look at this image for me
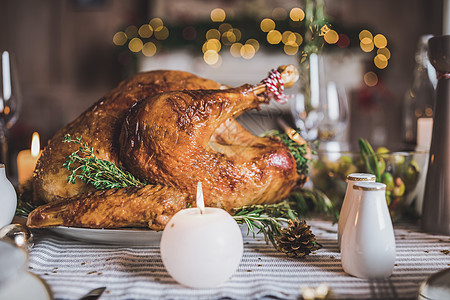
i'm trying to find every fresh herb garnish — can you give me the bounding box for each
[232,201,297,247]
[63,134,146,190]
[289,189,339,223]
[15,199,39,218]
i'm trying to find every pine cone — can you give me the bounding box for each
[276,218,321,257]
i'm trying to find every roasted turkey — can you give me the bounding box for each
[27,66,303,230]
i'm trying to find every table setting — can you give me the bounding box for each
[1,2,450,300]
[1,217,449,299]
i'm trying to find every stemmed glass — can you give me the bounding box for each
[290,52,349,143]
[291,81,348,142]
[290,91,322,141]
[316,81,349,141]
[290,51,349,144]
[0,51,22,166]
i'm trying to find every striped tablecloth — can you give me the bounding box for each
[28,219,450,300]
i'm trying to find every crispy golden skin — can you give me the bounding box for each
[120,87,299,211]
[27,185,188,230]
[32,70,221,204]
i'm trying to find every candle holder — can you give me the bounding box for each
[422,35,450,235]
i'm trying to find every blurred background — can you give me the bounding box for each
[0,0,444,178]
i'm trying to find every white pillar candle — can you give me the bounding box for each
[160,182,243,288]
[444,0,450,35]
[17,132,41,185]
[417,118,433,151]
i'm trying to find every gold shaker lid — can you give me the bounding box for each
[346,173,376,182]
[353,182,386,191]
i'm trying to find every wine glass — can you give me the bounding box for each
[290,80,348,142]
[0,51,22,166]
[290,92,323,141]
[316,81,349,141]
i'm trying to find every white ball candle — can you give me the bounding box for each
[160,184,243,288]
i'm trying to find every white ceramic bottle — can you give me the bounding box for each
[0,164,17,228]
[341,182,396,279]
[337,173,376,249]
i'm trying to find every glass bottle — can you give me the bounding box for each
[402,35,435,146]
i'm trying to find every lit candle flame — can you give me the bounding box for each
[31,132,40,158]
[196,182,205,214]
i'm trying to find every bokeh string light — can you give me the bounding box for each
[289,7,305,22]
[211,8,226,22]
[364,71,378,87]
[112,6,391,78]
[358,29,391,84]
[154,26,169,40]
[142,42,157,57]
[260,18,276,32]
[138,24,153,38]
[206,29,221,40]
[149,18,163,31]
[113,32,127,46]
[125,25,138,39]
[230,43,243,57]
[246,39,260,52]
[128,38,143,52]
[267,30,282,45]
[324,30,339,44]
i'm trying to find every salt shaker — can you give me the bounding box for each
[337,173,376,249]
[341,182,396,279]
[0,164,17,228]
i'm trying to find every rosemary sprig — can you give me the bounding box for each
[232,201,297,247]
[358,138,381,181]
[15,200,39,218]
[63,134,146,189]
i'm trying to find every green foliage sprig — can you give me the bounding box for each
[289,189,339,223]
[15,200,38,218]
[63,134,146,190]
[359,138,381,181]
[232,201,297,247]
